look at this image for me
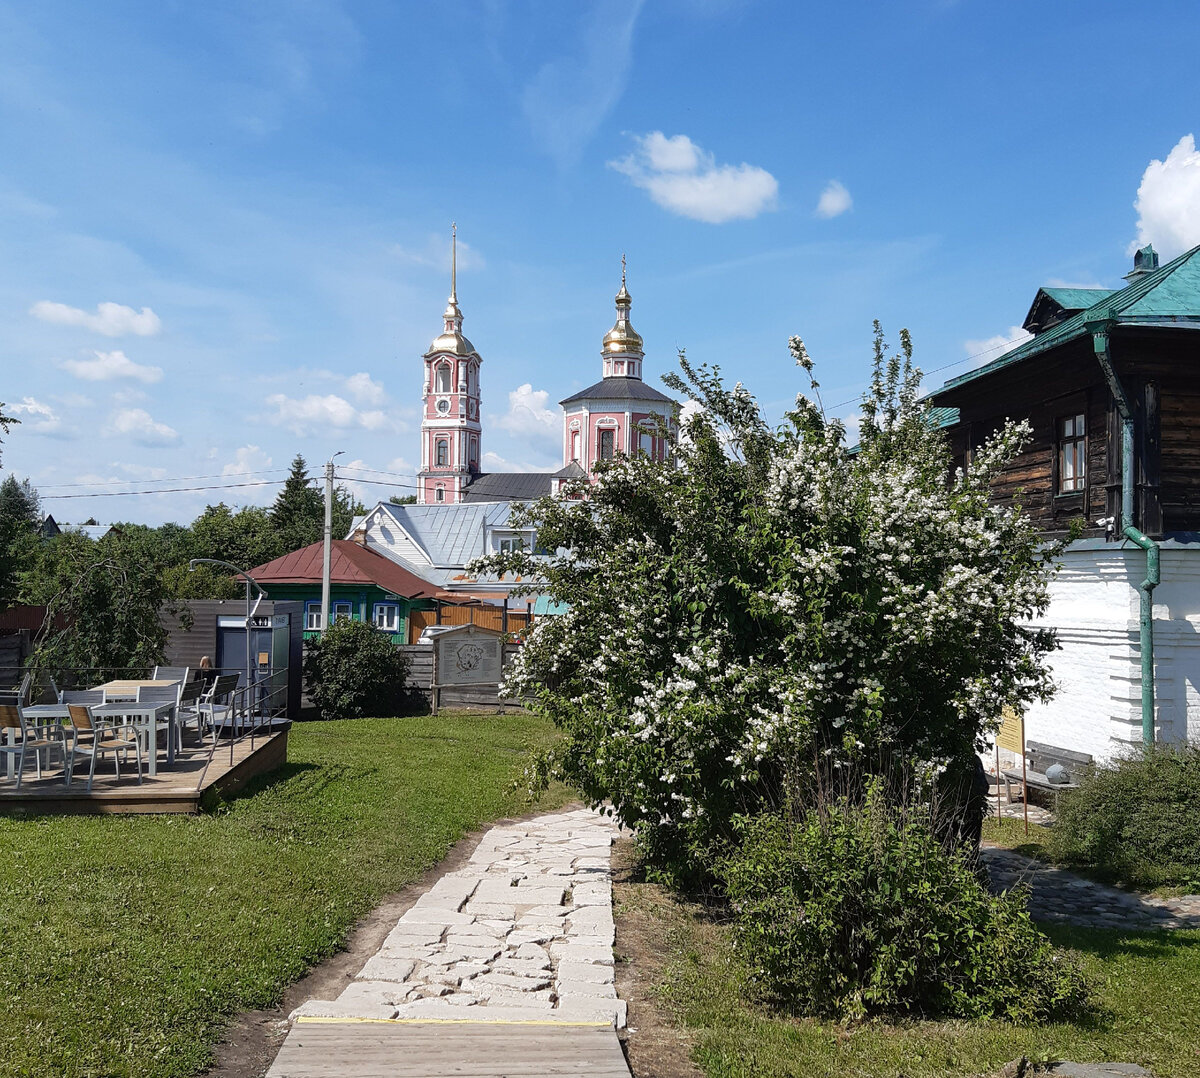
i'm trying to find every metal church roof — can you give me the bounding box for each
[560,376,676,406]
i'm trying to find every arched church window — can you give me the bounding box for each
[571,430,580,461]
[435,485,445,503]
[435,364,451,393]
[436,439,449,467]
[469,436,478,470]
[598,428,615,460]
[638,427,654,457]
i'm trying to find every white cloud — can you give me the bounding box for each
[494,383,559,448]
[609,132,778,224]
[335,456,419,507]
[30,300,162,337]
[815,179,853,219]
[1131,134,1200,260]
[60,349,163,383]
[344,371,386,405]
[108,408,179,446]
[8,396,62,433]
[390,234,485,273]
[264,392,392,434]
[963,326,1033,368]
[222,445,272,477]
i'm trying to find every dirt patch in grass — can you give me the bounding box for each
[612,834,705,1078]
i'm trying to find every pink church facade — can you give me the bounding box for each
[416,242,675,505]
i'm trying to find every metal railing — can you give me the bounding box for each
[192,673,290,794]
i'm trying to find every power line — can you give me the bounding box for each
[36,467,288,491]
[41,479,286,500]
[826,335,1028,413]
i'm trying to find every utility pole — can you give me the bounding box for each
[320,451,343,634]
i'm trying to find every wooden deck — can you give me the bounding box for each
[268,1020,632,1078]
[0,728,289,814]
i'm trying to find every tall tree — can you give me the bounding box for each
[0,475,40,604]
[271,455,323,550]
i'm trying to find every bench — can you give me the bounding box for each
[1001,740,1094,803]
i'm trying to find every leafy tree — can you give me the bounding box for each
[190,503,282,574]
[302,618,411,719]
[0,475,40,604]
[476,328,1059,878]
[389,494,417,505]
[26,530,173,683]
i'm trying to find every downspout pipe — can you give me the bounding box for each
[1089,318,1160,744]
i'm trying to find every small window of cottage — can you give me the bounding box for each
[1058,413,1086,493]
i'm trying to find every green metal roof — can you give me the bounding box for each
[1038,287,1115,310]
[926,406,960,429]
[940,243,1200,394]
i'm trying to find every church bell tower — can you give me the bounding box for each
[417,225,482,505]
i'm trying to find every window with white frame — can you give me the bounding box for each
[332,601,353,624]
[373,603,400,631]
[496,536,523,554]
[435,485,445,503]
[305,603,322,631]
[435,363,451,393]
[598,428,615,460]
[1057,413,1087,493]
[436,438,449,466]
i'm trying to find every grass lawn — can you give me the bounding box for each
[625,873,1200,1078]
[0,712,570,1078]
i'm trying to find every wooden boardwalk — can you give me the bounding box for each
[268,1019,632,1078]
[0,728,289,814]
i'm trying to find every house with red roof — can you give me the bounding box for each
[249,539,436,643]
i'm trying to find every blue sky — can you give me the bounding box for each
[3,0,1200,526]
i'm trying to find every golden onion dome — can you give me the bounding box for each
[425,295,477,356]
[602,282,643,354]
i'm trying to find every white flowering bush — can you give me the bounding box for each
[475,325,1059,879]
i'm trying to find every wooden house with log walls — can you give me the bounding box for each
[928,243,1200,761]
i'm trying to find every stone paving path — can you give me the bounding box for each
[980,845,1200,930]
[291,806,626,1027]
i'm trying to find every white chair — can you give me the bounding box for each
[175,680,204,746]
[135,683,182,756]
[152,665,189,683]
[0,704,66,788]
[200,674,241,740]
[65,703,142,791]
[0,672,32,707]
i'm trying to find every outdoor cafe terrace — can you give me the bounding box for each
[0,666,289,815]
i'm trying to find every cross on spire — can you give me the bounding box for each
[450,222,457,302]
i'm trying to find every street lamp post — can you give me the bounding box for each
[188,558,268,698]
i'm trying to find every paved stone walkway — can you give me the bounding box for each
[291,806,626,1027]
[980,846,1200,930]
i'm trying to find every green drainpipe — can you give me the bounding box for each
[1090,318,1160,744]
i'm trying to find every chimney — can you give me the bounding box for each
[1124,244,1160,283]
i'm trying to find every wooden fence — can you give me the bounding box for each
[408,605,532,643]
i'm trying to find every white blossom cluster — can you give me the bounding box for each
[480,349,1059,872]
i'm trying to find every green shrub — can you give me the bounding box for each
[1049,743,1200,891]
[302,618,411,720]
[719,787,1089,1021]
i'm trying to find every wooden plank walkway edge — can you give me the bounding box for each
[267,1019,632,1078]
